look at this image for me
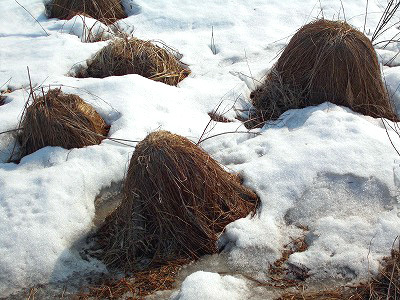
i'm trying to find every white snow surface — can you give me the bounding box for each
[172,271,248,300]
[1,0,400,298]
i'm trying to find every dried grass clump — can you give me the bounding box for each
[18,88,108,158]
[84,38,191,86]
[251,19,398,123]
[96,130,259,270]
[45,0,127,25]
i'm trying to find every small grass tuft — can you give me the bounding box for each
[83,37,191,86]
[17,88,108,159]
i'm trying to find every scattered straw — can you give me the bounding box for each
[279,242,400,299]
[94,130,259,270]
[78,258,190,299]
[45,0,127,25]
[17,88,108,159]
[251,19,398,125]
[83,37,191,86]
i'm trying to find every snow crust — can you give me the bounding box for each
[1,0,400,298]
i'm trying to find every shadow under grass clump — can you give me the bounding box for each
[45,0,127,25]
[94,130,259,271]
[82,37,191,86]
[250,19,398,126]
[17,88,108,159]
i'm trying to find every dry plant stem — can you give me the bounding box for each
[14,0,49,36]
[197,97,228,144]
[84,37,190,86]
[363,0,369,34]
[95,130,259,271]
[371,0,400,44]
[250,19,398,125]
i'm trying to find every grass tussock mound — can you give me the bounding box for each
[84,37,191,86]
[251,19,398,123]
[279,243,400,299]
[45,0,127,25]
[96,130,259,270]
[18,88,108,158]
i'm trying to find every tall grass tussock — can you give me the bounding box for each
[250,19,398,124]
[95,130,259,270]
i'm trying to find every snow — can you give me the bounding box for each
[1,0,400,298]
[172,271,248,300]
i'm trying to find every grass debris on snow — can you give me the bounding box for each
[279,242,400,299]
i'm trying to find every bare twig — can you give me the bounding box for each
[382,118,400,157]
[0,78,12,91]
[244,49,256,90]
[197,131,260,145]
[371,0,400,44]
[14,0,49,36]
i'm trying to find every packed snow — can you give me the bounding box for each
[1,0,400,298]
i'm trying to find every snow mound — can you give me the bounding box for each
[173,271,248,300]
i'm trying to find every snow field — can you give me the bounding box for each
[1,0,400,298]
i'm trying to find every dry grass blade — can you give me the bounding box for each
[250,19,398,126]
[45,0,127,25]
[17,88,108,159]
[208,111,233,123]
[94,130,259,271]
[83,37,190,86]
